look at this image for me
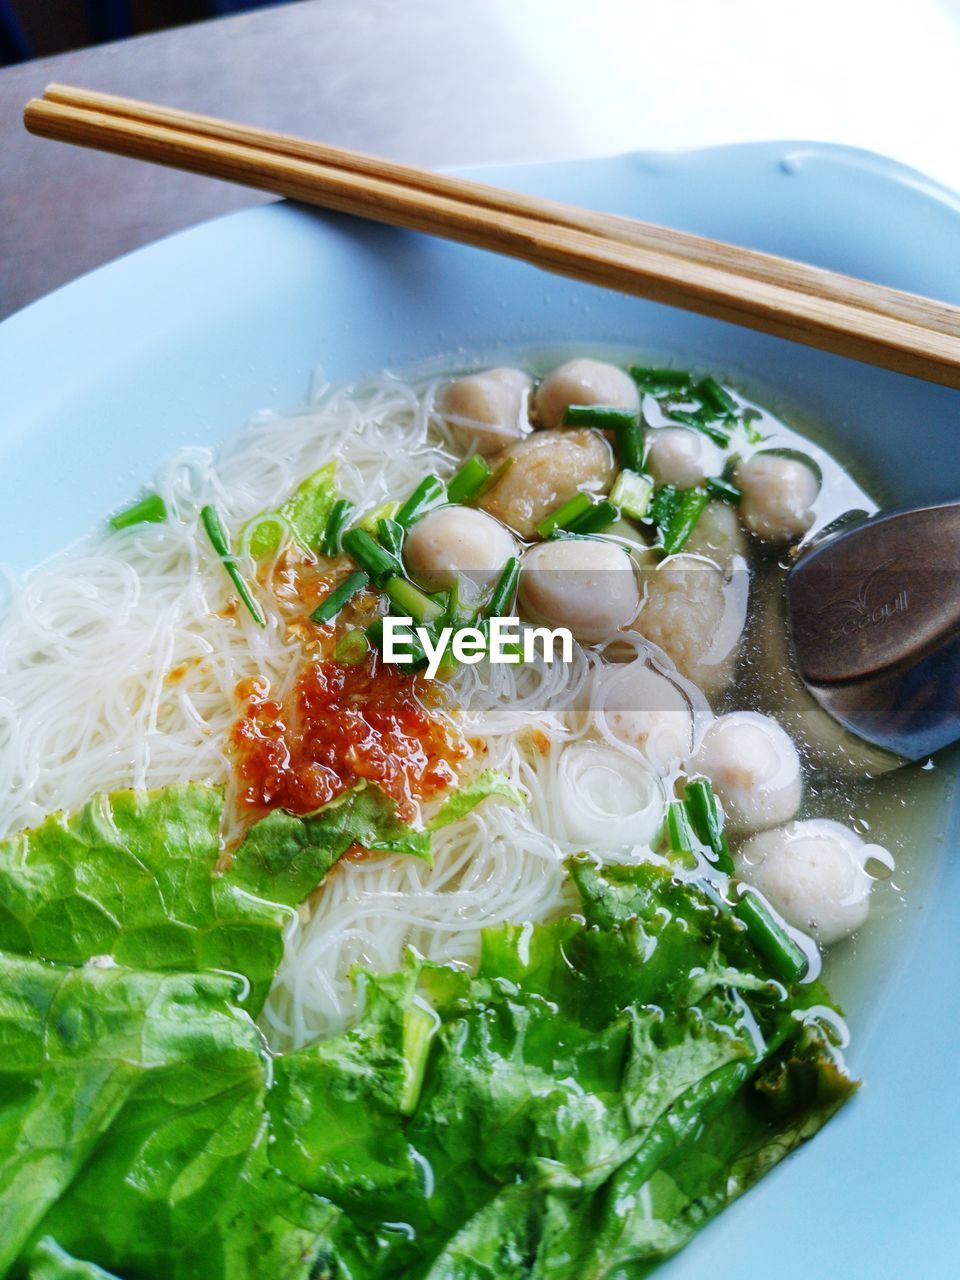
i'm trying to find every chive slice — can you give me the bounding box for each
[650,485,709,554]
[334,629,369,664]
[200,505,266,627]
[486,556,521,618]
[734,889,808,984]
[321,498,355,558]
[562,404,640,430]
[471,453,516,504]
[629,366,692,394]
[666,800,696,855]
[669,409,731,448]
[447,455,493,504]
[395,475,446,528]
[610,469,653,519]
[365,616,429,666]
[614,420,645,473]
[567,498,619,535]
[109,494,167,530]
[385,575,444,624]
[377,517,405,560]
[341,527,403,584]
[683,777,733,874]
[694,376,738,419]
[706,476,742,505]
[310,570,370,625]
[535,492,594,539]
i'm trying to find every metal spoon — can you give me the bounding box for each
[787,501,960,764]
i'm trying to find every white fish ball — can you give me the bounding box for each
[735,818,891,945]
[688,711,802,835]
[438,368,532,455]
[519,537,640,645]
[737,453,820,544]
[645,426,725,489]
[534,358,639,429]
[404,505,517,597]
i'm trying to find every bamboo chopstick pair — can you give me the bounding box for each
[23,83,960,389]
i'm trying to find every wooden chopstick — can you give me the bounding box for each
[22,86,960,389]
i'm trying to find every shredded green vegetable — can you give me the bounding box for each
[199,504,266,627]
[311,571,370,625]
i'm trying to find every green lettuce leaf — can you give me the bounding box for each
[1,848,857,1279]
[0,780,426,1015]
[426,768,523,830]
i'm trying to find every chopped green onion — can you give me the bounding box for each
[669,409,731,448]
[200,505,266,628]
[614,420,645,473]
[377,517,405,560]
[310,570,370,625]
[109,493,167,530]
[447,455,492,504]
[611,470,655,523]
[385,575,444,624]
[535,492,594,539]
[650,485,710,555]
[683,777,733,874]
[629,366,692,394]
[471,454,516,503]
[365,616,429,666]
[321,498,355,558]
[341,527,403,584]
[666,800,696,855]
[395,475,446,529]
[485,556,521,618]
[741,407,765,444]
[334,629,369,664]
[734,889,808,984]
[562,404,640,431]
[694,376,738,419]
[567,498,619,535]
[706,476,742,504]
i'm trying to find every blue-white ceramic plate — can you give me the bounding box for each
[1,143,958,1277]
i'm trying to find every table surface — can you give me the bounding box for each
[3,0,960,321]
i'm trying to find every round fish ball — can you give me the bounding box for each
[735,819,889,945]
[737,453,820,544]
[632,555,742,694]
[519,537,640,645]
[480,428,616,539]
[438,368,532,456]
[681,500,747,570]
[404,505,518,598]
[645,427,725,489]
[534,358,640,429]
[688,711,802,835]
[601,661,699,773]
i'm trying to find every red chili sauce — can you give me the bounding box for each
[231,654,466,823]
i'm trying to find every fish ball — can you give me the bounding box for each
[645,427,725,489]
[480,428,616,539]
[519,537,640,645]
[737,453,820,544]
[438,368,532,456]
[735,819,890,945]
[688,711,801,835]
[534,358,639,429]
[633,555,743,694]
[404,506,517,597]
[600,661,702,773]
